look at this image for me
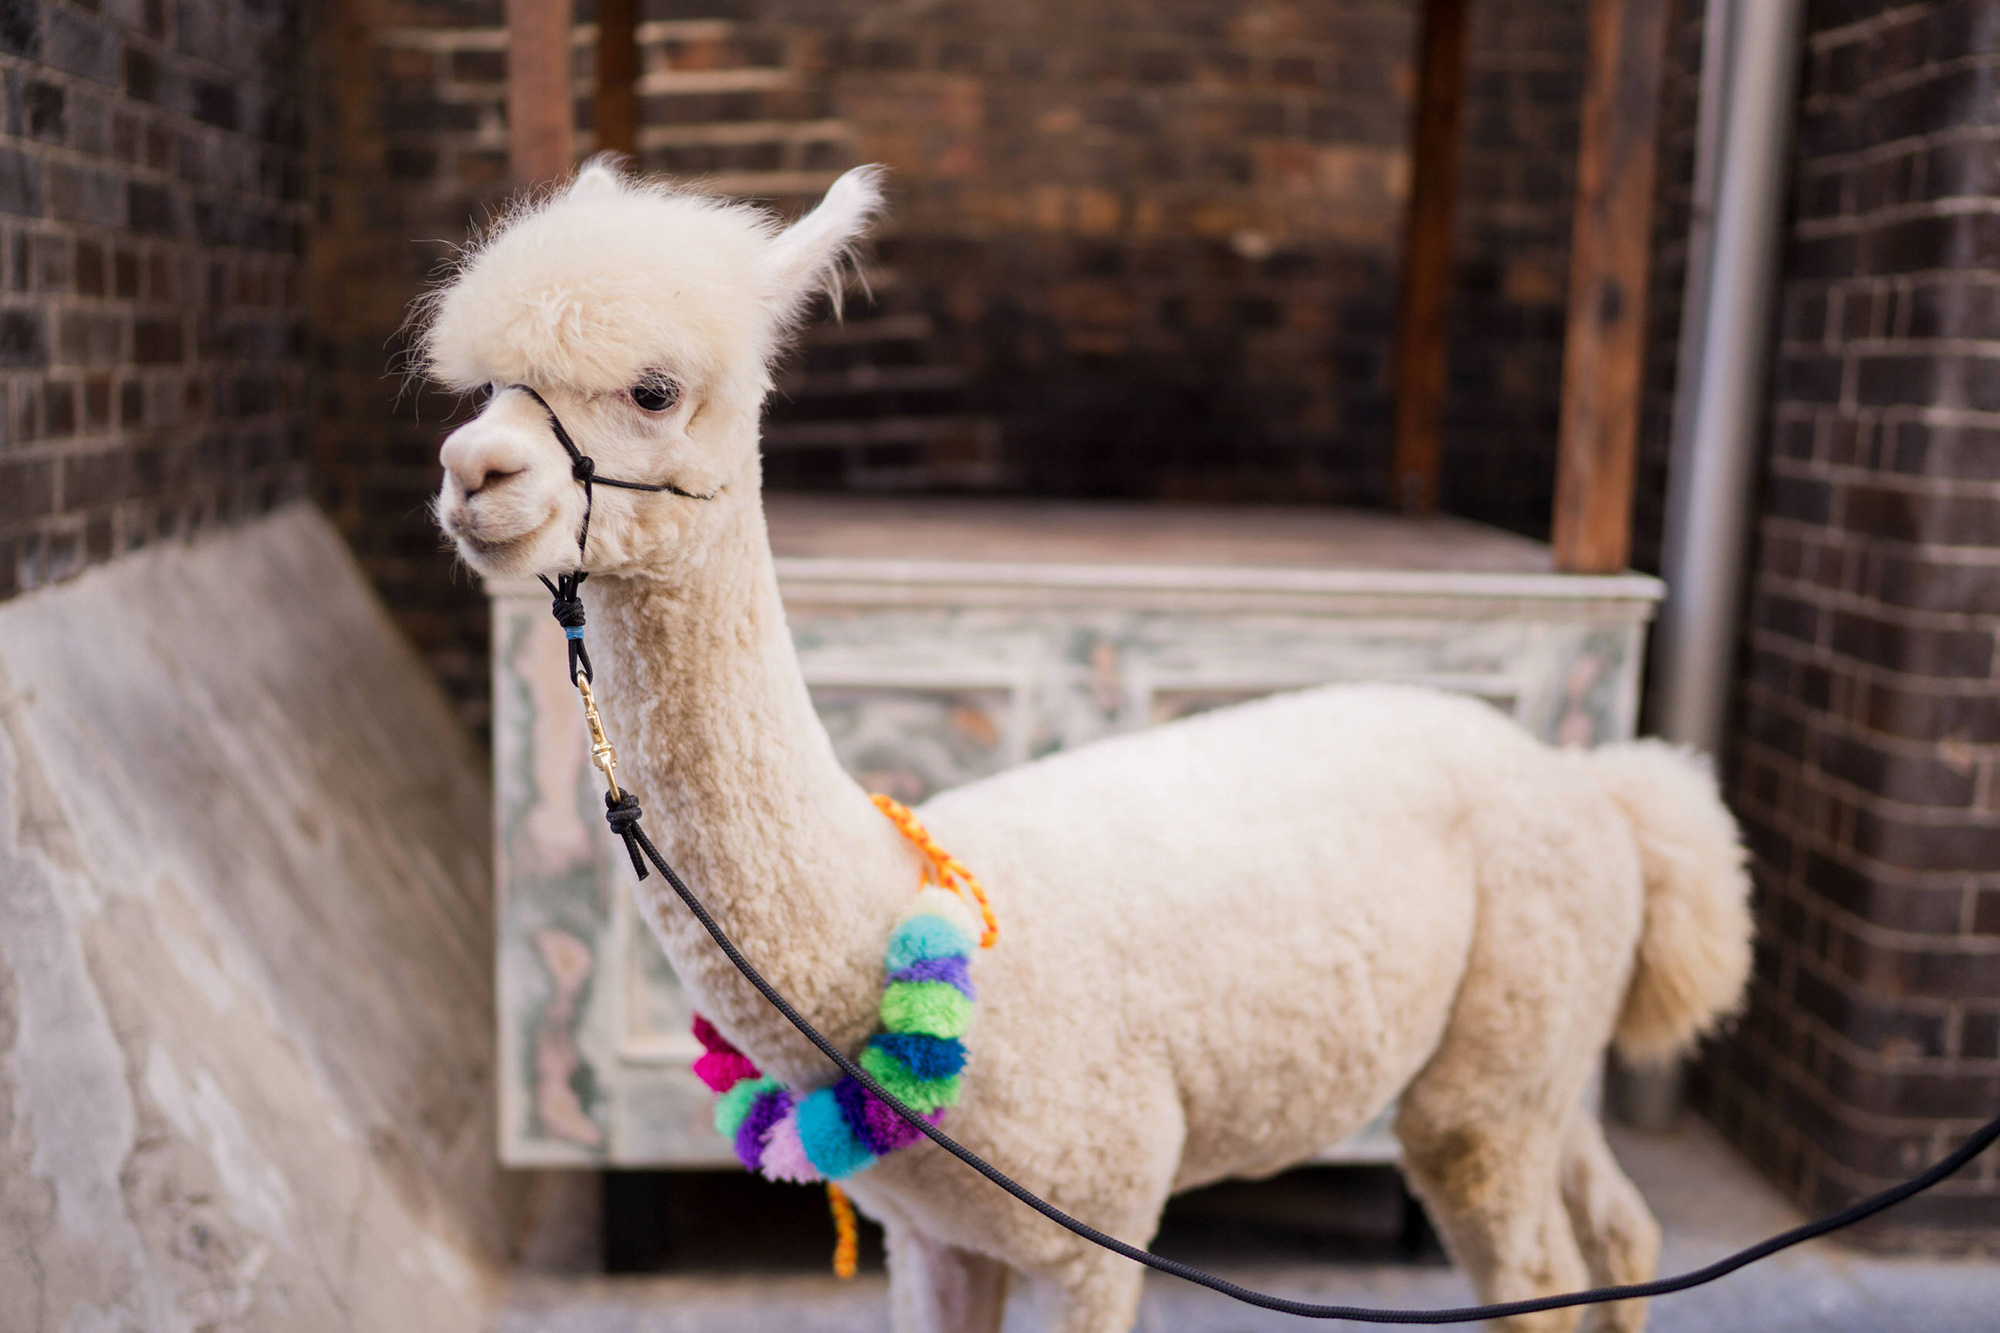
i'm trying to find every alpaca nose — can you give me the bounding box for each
[441,421,535,495]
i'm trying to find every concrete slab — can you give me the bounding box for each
[0,505,527,1332]
[497,1119,2000,1331]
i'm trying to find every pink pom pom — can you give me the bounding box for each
[758,1111,821,1184]
[693,1050,760,1092]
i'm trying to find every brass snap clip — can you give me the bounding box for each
[575,674,622,801]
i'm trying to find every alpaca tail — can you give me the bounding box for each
[1588,739,1755,1064]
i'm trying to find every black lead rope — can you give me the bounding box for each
[615,809,2000,1323]
[521,389,2000,1322]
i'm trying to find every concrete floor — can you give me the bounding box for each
[497,1118,2000,1332]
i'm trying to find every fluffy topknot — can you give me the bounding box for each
[415,159,885,405]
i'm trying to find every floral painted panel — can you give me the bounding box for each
[492,604,618,1164]
[810,684,1020,804]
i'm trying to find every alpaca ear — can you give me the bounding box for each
[762,165,886,319]
[570,155,624,200]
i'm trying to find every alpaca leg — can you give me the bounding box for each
[1043,1247,1149,1333]
[1560,1117,1660,1333]
[884,1223,1010,1333]
[1397,1114,1592,1333]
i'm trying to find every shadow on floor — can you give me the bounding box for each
[505,1118,2000,1333]
[598,1165,1444,1276]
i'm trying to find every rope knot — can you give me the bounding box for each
[605,791,649,881]
[572,455,596,484]
[539,571,593,682]
[549,590,586,630]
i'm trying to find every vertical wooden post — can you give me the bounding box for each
[1390,0,1471,515]
[1551,0,1672,573]
[508,0,575,186]
[596,0,640,159]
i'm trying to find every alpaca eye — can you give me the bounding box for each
[632,378,679,413]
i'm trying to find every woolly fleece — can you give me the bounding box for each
[427,162,1753,1333]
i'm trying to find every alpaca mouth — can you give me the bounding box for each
[452,505,559,560]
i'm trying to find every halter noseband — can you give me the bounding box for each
[509,382,713,683]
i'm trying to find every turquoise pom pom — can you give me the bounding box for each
[796,1087,877,1180]
[885,913,974,971]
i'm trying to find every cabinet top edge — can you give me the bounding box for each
[487,558,1664,605]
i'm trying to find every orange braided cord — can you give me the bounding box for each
[870,793,1000,948]
[827,1183,859,1279]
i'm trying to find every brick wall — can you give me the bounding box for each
[631,0,1420,503]
[1630,0,1703,577]
[301,0,1608,732]
[1701,0,2000,1249]
[612,0,1595,528]
[1436,0,1583,537]
[0,0,307,601]
[307,0,514,736]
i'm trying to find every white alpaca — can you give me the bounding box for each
[425,163,1753,1333]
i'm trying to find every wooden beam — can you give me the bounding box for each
[507,0,575,186]
[595,0,639,159]
[1551,0,1672,574]
[1389,0,1471,515]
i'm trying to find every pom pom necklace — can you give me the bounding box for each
[689,795,997,1274]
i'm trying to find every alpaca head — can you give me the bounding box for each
[422,160,884,579]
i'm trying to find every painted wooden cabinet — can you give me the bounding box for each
[491,498,1662,1167]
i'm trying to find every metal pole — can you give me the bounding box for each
[1650,0,1806,754]
[1611,0,1803,1131]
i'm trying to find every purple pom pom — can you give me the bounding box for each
[734,1088,792,1170]
[834,1077,942,1156]
[888,954,974,999]
[864,1088,942,1152]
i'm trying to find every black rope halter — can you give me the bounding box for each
[510,383,713,684]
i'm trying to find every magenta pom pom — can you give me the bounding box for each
[693,1049,760,1092]
[691,1013,738,1056]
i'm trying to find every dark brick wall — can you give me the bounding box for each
[307,0,512,737]
[1630,0,1703,577]
[0,0,307,600]
[302,0,1610,733]
[636,0,1420,503]
[1700,0,2000,1249]
[1436,0,1583,537]
[611,0,1595,530]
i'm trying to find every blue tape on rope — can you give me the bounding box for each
[565,625,585,640]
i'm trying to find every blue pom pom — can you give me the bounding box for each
[796,1087,877,1180]
[885,913,973,971]
[869,1032,967,1082]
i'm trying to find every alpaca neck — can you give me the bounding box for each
[586,497,917,1085]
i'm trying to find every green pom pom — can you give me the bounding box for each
[880,980,973,1039]
[859,1043,963,1113]
[714,1076,784,1141]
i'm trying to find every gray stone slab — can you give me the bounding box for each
[0,505,527,1332]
